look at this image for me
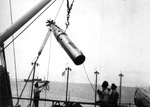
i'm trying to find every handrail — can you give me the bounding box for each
[12,97,136,107]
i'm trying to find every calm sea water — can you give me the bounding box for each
[10,80,136,107]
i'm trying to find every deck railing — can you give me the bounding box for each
[12,97,136,107]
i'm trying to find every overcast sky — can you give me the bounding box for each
[1,0,150,87]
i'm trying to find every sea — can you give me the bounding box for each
[10,80,136,107]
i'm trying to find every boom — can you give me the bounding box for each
[0,0,52,45]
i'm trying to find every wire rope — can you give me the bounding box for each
[98,0,104,89]
[54,0,65,21]
[43,0,65,106]
[46,33,52,81]
[83,63,95,92]
[66,26,95,93]
[38,29,52,107]
[15,65,34,106]
[8,0,19,99]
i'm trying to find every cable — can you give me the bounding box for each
[8,0,19,99]
[54,0,65,21]
[41,30,52,107]
[82,63,95,92]
[44,32,52,107]
[38,29,52,56]
[15,66,34,106]
[46,32,52,81]
[65,26,95,93]
[43,0,66,106]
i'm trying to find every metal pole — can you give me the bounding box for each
[0,0,52,44]
[94,71,99,107]
[119,73,123,107]
[29,60,39,107]
[65,67,71,103]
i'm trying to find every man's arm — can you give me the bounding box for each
[38,82,48,88]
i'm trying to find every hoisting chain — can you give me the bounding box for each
[65,0,75,30]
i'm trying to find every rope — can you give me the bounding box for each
[98,0,104,88]
[42,30,52,107]
[36,0,66,106]
[83,63,95,92]
[43,83,50,91]
[54,0,65,21]
[46,32,52,81]
[8,0,19,99]
[38,30,52,106]
[15,65,34,106]
[43,22,53,107]
[65,27,95,92]
[38,29,52,56]
[44,0,66,106]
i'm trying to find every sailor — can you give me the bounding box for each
[33,82,48,107]
[97,81,110,107]
[109,83,119,107]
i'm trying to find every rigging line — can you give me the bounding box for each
[39,0,69,64]
[46,33,52,80]
[38,29,51,56]
[15,56,40,106]
[42,1,66,105]
[37,29,52,107]
[29,60,38,107]
[82,63,95,92]
[15,65,34,106]
[45,0,66,79]
[41,0,66,105]
[98,0,104,89]
[9,0,19,99]
[0,0,56,53]
[54,0,65,21]
[39,0,66,72]
[43,31,52,107]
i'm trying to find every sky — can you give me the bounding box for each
[1,0,150,87]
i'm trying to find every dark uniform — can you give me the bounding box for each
[33,82,47,107]
[109,83,119,107]
[34,86,41,107]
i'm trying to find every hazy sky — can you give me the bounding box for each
[1,0,150,87]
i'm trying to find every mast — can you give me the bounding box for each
[119,73,124,107]
[94,70,99,107]
[0,0,52,45]
[65,67,71,103]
